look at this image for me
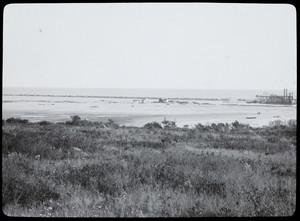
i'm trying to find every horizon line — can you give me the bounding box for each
[2,86,297,91]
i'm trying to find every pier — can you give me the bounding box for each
[248,89,295,105]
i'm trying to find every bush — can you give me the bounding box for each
[231,121,250,131]
[194,123,205,131]
[105,119,119,129]
[144,122,163,130]
[79,119,94,126]
[194,123,212,132]
[71,115,81,125]
[65,115,83,125]
[6,118,28,124]
[232,120,240,128]
[162,119,176,129]
[39,121,51,126]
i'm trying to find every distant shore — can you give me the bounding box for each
[3,93,231,101]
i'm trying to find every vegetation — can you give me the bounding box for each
[5,117,29,124]
[162,119,177,129]
[2,117,296,217]
[144,122,163,130]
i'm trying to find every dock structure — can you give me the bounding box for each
[254,89,294,105]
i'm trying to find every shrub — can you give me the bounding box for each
[2,176,60,207]
[162,119,176,129]
[231,121,250,131]
[79,119,94,126]
[6,118,28,124]
[39,120,51,125]
[144,122,163,130]
[232,120,240,128]
[194,123,212,132]
[65,121,72,125]
[211,123,221,132]
[105,119,119,129]
[71,115,81,125]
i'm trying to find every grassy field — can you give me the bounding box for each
[2,117,296,217]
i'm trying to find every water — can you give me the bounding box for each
[2,87,297,127]
[3,87,296,99]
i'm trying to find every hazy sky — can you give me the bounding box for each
[3,3,297,90]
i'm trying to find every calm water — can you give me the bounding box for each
[3,87,297,99]
[2,87,297,127]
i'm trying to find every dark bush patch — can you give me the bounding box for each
[270,166,295,177]
[192,177,226,198]
[60,163,126,196]
[39,120,52,125]
[2,132,16,154]
[2,130,42,155]
[6,118,28,124]
[144,122,163,130]
[152,163,186,189]
[2,176,59,207]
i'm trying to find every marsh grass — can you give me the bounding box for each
[2,118,296,217]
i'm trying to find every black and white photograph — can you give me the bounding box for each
[2,2,296,217]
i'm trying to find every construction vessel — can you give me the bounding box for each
[247,89,295,105]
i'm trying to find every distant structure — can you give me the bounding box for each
[158,98,169,103]
[141,98,149,104]
[248,89,294,105]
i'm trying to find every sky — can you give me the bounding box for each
[3,3,297,90]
